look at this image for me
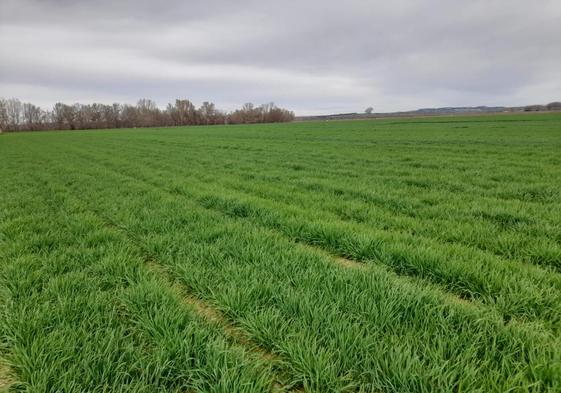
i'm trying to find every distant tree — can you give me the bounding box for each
[89,103,105,128]
[0,97,294,131]
[260,102,294,123]
[241,103,257,123]
[198,101,223,125]
[23,103,44,130]
[226,102,293,124]
[52,103,67,129]
[63,104,80,129]
[546,102,561,111]
[167,99,197,126]
[524,105,546,112]
[106,103,122,128]
[74,104,89,129]
[365,107,374,114]
[136,98,157,112]
[0,99,8,131]
[121,104,139,128]
[136,99,161,127]
[5,98,23,130]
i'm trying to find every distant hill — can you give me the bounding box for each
[296,102,561,121]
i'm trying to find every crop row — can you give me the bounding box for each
[54,140,561,331]
[10,138,559,392]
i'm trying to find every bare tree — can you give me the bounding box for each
[103,103,122,128]
[167,99,197,126]
[5,98,23,130]
[226,102,294,125]
[0,99,8,131]
[0,97,294,131]
[52,103,67,129]
[198,101,224,125]
[121,104,139,128]
[136,99,161,127]
[365,107,374,114]
[23,103,44,130]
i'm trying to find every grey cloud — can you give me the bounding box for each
[1,0,560,114]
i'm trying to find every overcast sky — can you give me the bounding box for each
[1,0,560,115]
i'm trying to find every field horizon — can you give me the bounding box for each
[3,110,561,135]
[1,113,560,392]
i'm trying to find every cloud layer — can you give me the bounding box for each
[1,0,560,114]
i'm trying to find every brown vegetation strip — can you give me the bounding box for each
[295,241,476,310]
[108,232,296,389]
[0,362,15,391]
[145,261,281,362]
[144,260,298,392]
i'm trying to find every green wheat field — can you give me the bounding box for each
[1,113,560,392]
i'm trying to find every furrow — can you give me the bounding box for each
[144,260,282,366]
[294,242,476,310]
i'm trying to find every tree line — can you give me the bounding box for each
[0,98,295,132]
[524,102,561,112]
